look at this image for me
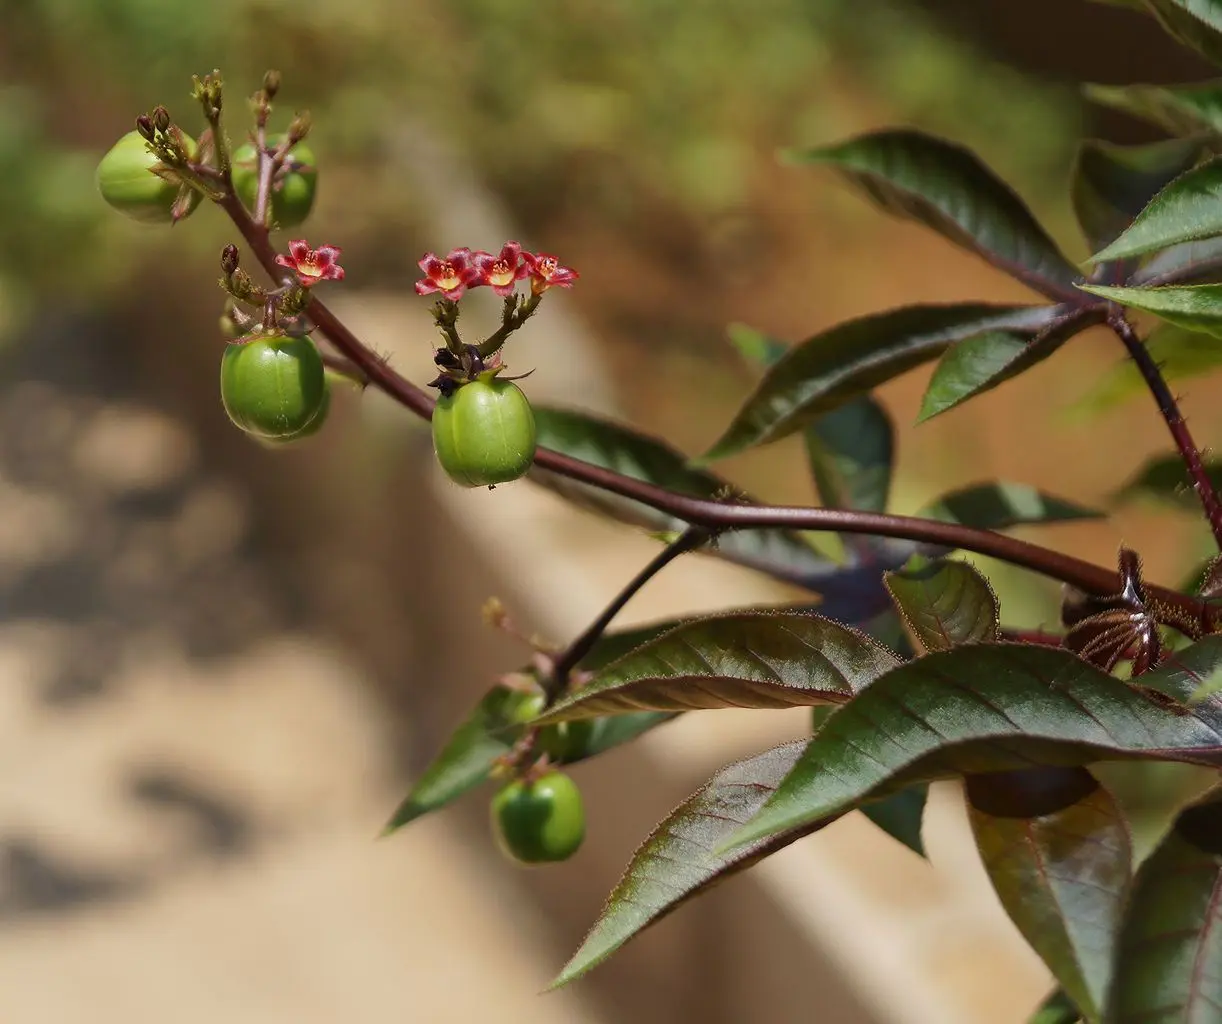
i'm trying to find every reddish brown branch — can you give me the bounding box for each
[214,192,1222,638]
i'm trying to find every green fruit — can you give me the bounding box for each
[491,771,586,865]
[432,375,537,487]
[505,691,597,762]
[232,135,317,227]
[96,130,197,224]
[220,334,327,439]
[259,379,331,445]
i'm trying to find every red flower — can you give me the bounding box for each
[525,252,579,295]
[415,247,480,301]
[472,241,530,297]
[275,239,345,288]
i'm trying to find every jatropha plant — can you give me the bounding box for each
[93,3,1222,1019]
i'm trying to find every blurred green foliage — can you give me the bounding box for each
[0,0,1078,338]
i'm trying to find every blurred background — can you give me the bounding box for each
[0,1,1219,1021]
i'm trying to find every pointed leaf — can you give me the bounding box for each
[1086,79,1222,137]
[1141,0,1222,66]
[919,306,1106,422]
[1132,235,1222,287]
[531,406,838,589]
[1091,159,1222,264]
[727,323,896,514]
[884,558,1000,652]
[1072,324,1222,416]
[383,617,688,833]
[726,638,1222,851]
[861,784,928,856]
[535,611,901,722]
[787,130,1082,300]
[551,740,829,987]
[917,482,1104,530]
[1106,800,1222,1022]
[1116,452,1222,511]
[1078,282,1222,338]
[700,303,1056,461]
[1072,137,1206,253]
[969,773,1132,1020]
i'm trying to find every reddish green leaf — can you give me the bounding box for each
[531,406,837,589]
[1078,282,1222,338]
[917,307,1103,422]
[726,638,1222,852]
[700,303,1055,461]
[862,784,928,856]
[884,558,1000,652]
[1106,800,1222,1022]
[383,617,688,834]
[786,130,1082,300]
[1116,453,1222,511]
[550,741,826,988]
[1141,0,1222,66]
[969,773,1132,1021]
[1086,79,1222,137]
[1072,137,1206,254]
[917,482,1102,530]
[727,323,896,514]
[535,611,900,722]
[1091,159,1222,264]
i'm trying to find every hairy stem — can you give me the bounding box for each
[215,193,1221,637]
[543,527,710,707]
[1111,314,1222,551]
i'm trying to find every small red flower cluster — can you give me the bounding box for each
[415,241,578,302]
[276,239,344,288]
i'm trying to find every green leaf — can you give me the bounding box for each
[861,784,928,856]
[1091,159,1222,264]
[1141,0,1222,66]
[725,638,1222,852]
[969,774,1132,1021]
[1086,79,1222,138]
[700,303,1055,462]
[531,406,837,589]
[1131,235,1222,286]
[1077,282,1222,337]
[535,611,900,722]
[884,558,1000,652]
[916,306,1099,421]
[1030,988,1083,1024]
[383,618,685,834]
[916,482,1103,530]
[551,740,828,988]
[726,323,896,514]
[787,129,1082,300]
[1071,324,1222,416]
[1072,137,1206,253]
[1116,453,1222,511]
[1106,800,1222,1022]
[383,685,532,834]
[805,397,895,514]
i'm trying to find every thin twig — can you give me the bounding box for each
[543,527,711,707]
[1110,313,1222,551]
[214,192,1222,637]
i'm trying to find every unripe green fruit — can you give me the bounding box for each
[220,334,327,439]
[96,130,198,224]
[232,136,317,228]
[432,375,537,488]
[491,771,586,865]
[258,379,331,445]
